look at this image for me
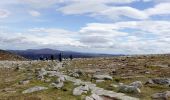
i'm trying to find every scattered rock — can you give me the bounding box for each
[92,75,113,80]
[129,81,143,88]
[19,80,30,85]
[22,86,48,94]
[118,85,141,93]
[50,82,64,89]
[96,80,105,83]
[44,79,51,83]
[73,85,89,96]
[151,91,170,100]
[69,72,80,78]
[146,78,170,86]
[85,94,103,100]
[37,68,47,80]
[69,69,86,78]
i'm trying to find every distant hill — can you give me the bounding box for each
[8,48,122,60]
[0,49,26,61]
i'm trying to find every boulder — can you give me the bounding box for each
[50,82,64,89]
[92,75,113,80]
[146,78,170,86]
[151,91,170,100]
[73,85,89,96]
[118,85,141,93]
[129,81,143,88]
[22,86,48,94]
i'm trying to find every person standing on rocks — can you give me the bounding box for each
[69,54,73,60]
[58,53,62,62]
[51,55,54,61]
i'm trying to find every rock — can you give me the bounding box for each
[44,79,51,83]
[129,81,143,88]
[73,85,89,96]
[37,68,47,80]
[85,96,94,100]
[151,91,170,100]
[110,84,118,88]
[22,86,48,94]
[111,69,117,75]
[146,78,170,85]
[91,94,103,100]
[85,94,103,100]
[19,80,30,85]
[69,72,80,78]
[50,82,64,89]
[118,85,141,93]
[69,69,86,78]
[96,80,105,83]
[92,75,113,80]
[59,76,66,82]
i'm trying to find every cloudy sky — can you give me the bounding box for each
[0,0,170,54]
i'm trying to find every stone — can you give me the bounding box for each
[129,81,143,88]
[146,78,170,86]
[70,72,80,78]
[44,79,51,83]
[19,80,30,85]
[85,94,103,100]
[73,85,89,96]
[110,84,119,88]
[151,91,170,100]
[50,82,64,89]
[91,94,103,100]
[85,96,94,100]
[92,75,113,80]
[118,85,141,93]
[96,80,105,83]
[37,68,47,80]
[22,86,48,94]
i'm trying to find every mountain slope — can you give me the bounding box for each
[9,48,120,60]
[0,49,26,61]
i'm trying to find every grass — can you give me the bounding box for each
[0,55,170,100]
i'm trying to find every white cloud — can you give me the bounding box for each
[145,3,170,16]
[93,6,148,20]
[143,0,170,3]
[28,10,40,17]
[56,1,170,20]
[0,9,10,18]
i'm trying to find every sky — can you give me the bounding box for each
[0,0,170,54]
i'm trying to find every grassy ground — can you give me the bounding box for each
[0,55,169,100]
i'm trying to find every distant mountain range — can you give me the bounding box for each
[8,48,123,60]
[0,49,26,61]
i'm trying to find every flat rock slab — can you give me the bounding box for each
[22,86,48,94]
[93,75,113,80]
